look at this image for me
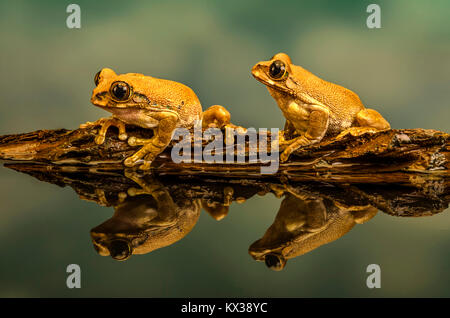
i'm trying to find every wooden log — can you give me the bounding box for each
[0,125,448,183]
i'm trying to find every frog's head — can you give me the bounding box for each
[251,53,295,97]
[91,68,152,110]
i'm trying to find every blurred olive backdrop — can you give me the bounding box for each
[0,0,449,297]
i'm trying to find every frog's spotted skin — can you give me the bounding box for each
[252,53,390,162]
[83,68,235,170]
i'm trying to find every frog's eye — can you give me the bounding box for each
[108,239,132,261]
[268,60,287,80]
[264,253,286,271]
[94,70,101,86]
[110,81,132,101]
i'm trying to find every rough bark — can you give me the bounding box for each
[0,125,448,183]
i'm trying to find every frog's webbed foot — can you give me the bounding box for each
[95,189,109,206]
[280,135,319,162]
[270,184,287,198]
[80,117,128,145]
[92,189,127,206]
[278,130,297,149]
[124,138,167,170]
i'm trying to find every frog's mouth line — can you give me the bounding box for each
[94,104,179,115]
[251,73,296,98]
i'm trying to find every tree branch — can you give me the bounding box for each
[0,125,448,183]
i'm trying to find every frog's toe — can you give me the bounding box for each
[124,169,137,179]
[118,192,128,203]
[280,150,291,162]
[95,135,106,145]
[79,122,92,129]
[124,157,137,167]
[128,136,151,146]
[127,187,143,196]
[138,161,152,171]
[118,133,128,141]
[128,136,137,146]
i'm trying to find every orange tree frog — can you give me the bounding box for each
[252,53,390,162]
[82,68,234,170]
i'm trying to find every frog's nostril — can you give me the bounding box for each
[251,65,260,77]
[92,92,108,106]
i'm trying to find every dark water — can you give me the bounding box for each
[0,164,448,297]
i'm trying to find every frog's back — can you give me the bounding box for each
[140,76,203,128]
[293,65,365,133]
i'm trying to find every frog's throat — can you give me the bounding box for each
[265,82,328,109]
[255,77,296,98]
[249,223,332,261]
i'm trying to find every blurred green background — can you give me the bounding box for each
[0,0,449,297]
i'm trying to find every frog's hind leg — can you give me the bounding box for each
[202,105,247,144]
[336,109,390,140]
[202,105,231,129]
[356,108,390,130]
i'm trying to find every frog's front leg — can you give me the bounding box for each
[280,108,329,162]
[124,111,178,170]
[279,120,297,149]
[125,171,178,226]
[80,117,128,145]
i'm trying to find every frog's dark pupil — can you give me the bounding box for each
[111,81,130,101]
[269,60,285,79]
[94,71,101,86]
[108,239,132,261]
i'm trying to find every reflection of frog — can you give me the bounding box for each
[249,191,378,271]
[252,53,390,161]
[90,172,239,261]
[91,174,201,261]
[82,68,236,170]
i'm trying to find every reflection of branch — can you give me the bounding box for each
[4,163,449,217]
[0,125,448,182]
